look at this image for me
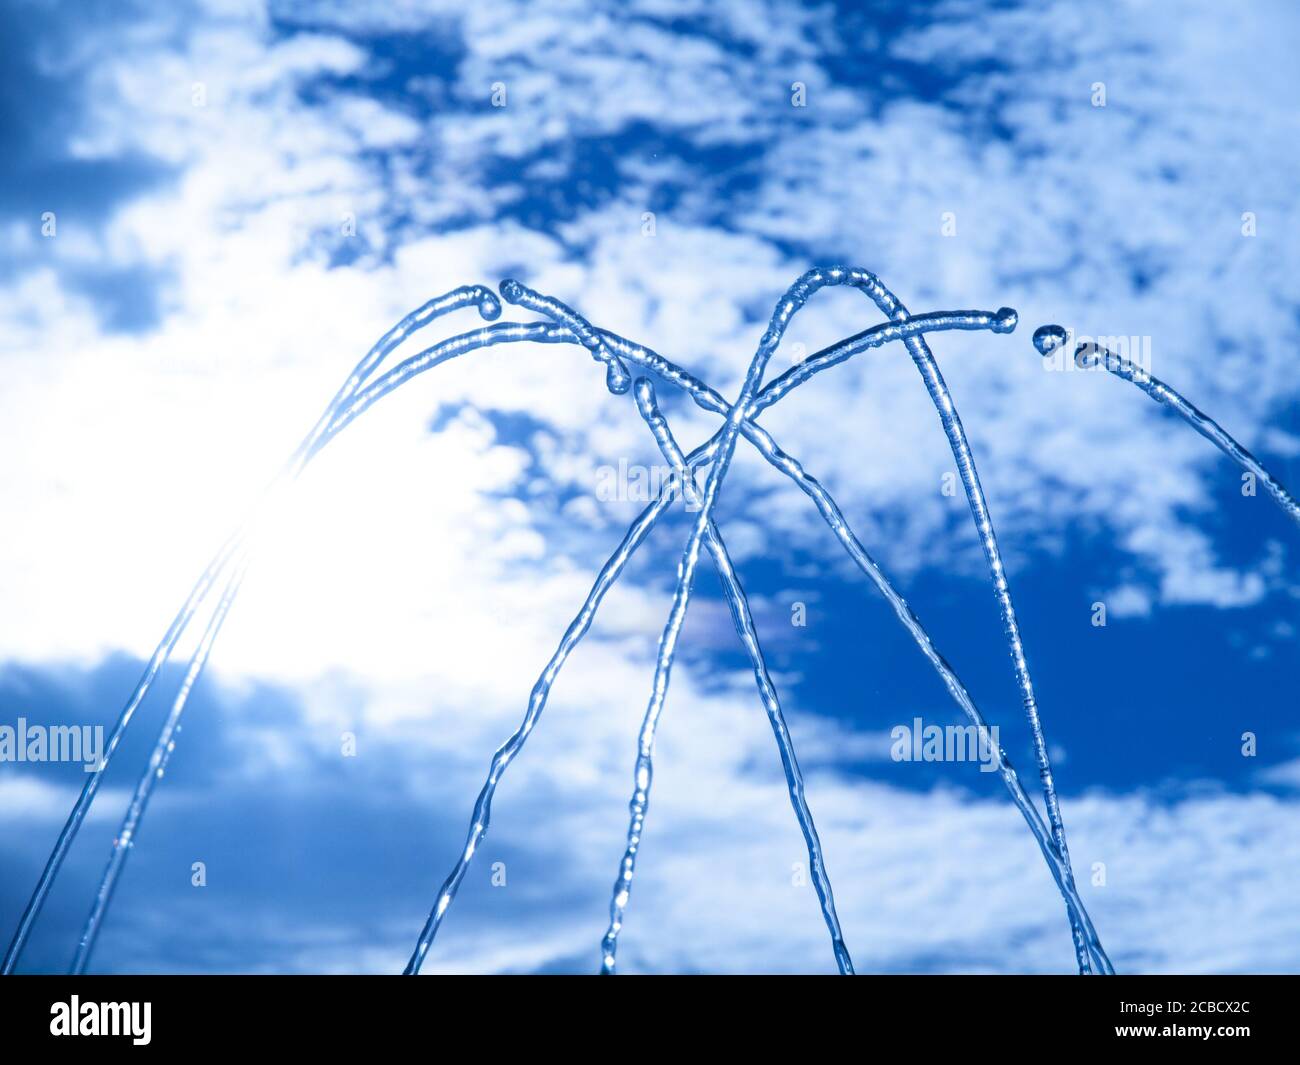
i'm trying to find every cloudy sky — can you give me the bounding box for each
[2,0,1298,974]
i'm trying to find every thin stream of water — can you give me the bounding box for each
[7,272,1115,978]
[1035,325,1300,529]
[633,375,853,974]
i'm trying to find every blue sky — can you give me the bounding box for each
[1,0,1299,974]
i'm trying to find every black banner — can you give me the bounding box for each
[0,974,1288,1052]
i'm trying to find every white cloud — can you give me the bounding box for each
[0,775,126,824]
[1103,583,1153,619]
[6,0,1298,681]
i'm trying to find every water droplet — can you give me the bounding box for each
[606,363,631,395]
[478,294,502,321]
[1074,341,1102,369]
[1032,324,1068,356]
